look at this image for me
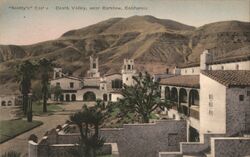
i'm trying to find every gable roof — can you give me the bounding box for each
[160,75,200,88]
[201,70,250,87]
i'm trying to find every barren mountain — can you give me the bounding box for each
[0,15,250,94]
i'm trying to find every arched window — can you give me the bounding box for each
[60,95,64,101]
[179,88,187,103]
[1,101,6,106]
[189,90,199,106]
[83,92,96,101]
[7,101,12,106]
[165,87,170,100]
[71,94,76,101]
[170,87,178,103]
[112,79,123,89]
[103,94,108,101]
[93,63,96,69]
[66,94,70,102]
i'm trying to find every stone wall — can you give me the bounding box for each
[226,87,250,135]
[100,120,187,157]
[211,137,250,157]
[29,120,186,157]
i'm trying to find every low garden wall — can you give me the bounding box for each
[211,137,250,157]
[29,120,187,157]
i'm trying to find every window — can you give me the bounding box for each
[209,102,213,107]
[221,66,224,70]
[128,65,131,70]
[173,114,176,120]
[235,64,239,70]
[209,94,213,100]
[126,77,128,81]
[70,82,74,88]
[209,110,213,116]
[192,69,194,73]
[112,79,122,89]
[239,95,244,101]
[166,68,169,74]
[185,70,187,73]
[247,91,250,96]
[56,82,60,86]
[93,63,96,69]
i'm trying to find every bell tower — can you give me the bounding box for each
[121,59,137,86]
[87,56,100,78]
[53,68,63,79]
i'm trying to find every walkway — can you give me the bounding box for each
[0,103,84,157]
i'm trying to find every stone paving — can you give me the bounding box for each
[0,103,84,157]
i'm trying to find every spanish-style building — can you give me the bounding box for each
[50,56,137,102]
[158,50,250,156]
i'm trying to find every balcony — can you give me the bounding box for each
[190,107,199,120]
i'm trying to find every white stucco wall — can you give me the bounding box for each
[50,77,82,90]
[83,77,100,87]
[0,95,17,107]
[209,60,250,70]
[110,93,123,102]
[199,73,227,138]
[122,72,137,86]
[180,66,200,75]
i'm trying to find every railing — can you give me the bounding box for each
[190,108,199,120]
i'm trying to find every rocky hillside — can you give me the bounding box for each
[0,15,250,94]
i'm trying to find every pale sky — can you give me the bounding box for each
[0,0,249,45]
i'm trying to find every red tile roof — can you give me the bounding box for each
[201,70,250,87]
[160,75,200,88]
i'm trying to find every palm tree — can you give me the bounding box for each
[38,58,54,112]
[69,103,105,157]
[16,60,36,115]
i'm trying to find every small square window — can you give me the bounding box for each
[247,91,250,96]
[209,94,213,100]
[209,102,213,107]
[239,95,244,101]
[209,110,213,116]
[56,82,60,86]
[70,82,74,88]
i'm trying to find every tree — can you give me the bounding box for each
[69,102,105,157]
[118,72,171,123]
[51,85,62,101]
[32,82,43,102]
[16,60,36,115]
[38,58,54,112]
